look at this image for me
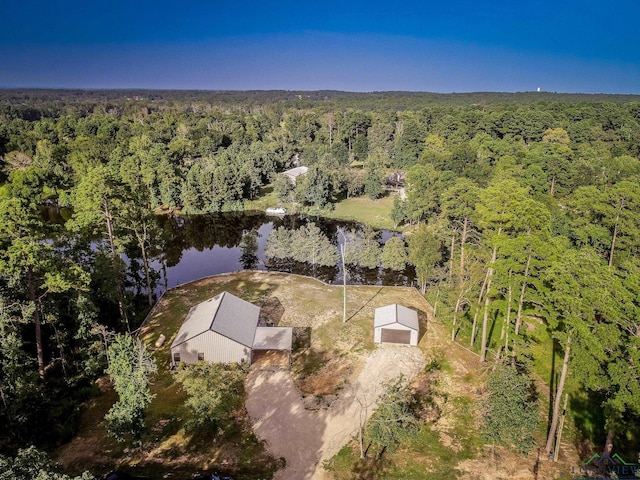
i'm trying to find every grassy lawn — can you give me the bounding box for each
[323,194,397,230]
[54,270,574,479]
[246,182,399,231]
[323,302,488,480]
[243,185,278,211]
[54,271,431,478]
[325,287,575,480]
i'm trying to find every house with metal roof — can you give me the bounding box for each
[281,166,308,185]
[170,291,292,365]
[373,304,419,346]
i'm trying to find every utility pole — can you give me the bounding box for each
[338,228,348,323]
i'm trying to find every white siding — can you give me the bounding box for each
[374,323,418,346]
[171,331,251,364]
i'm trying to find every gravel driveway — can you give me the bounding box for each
[245,345,425,479]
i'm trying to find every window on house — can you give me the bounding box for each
[173,352,181,363]
[197,352,204,361]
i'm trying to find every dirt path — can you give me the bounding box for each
[245,345,425,479]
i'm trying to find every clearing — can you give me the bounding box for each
[53,271,430,478]
[54,270,578,479]
[246,345,425,479]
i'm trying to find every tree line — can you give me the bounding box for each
[0,90,639,464]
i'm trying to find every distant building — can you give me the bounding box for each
[374,304,419,346]
[170,291,292,365]
[282,166,308,185]
[384,171,406,188]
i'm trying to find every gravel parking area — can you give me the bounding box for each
[245,344,425,479]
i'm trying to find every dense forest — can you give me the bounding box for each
[1,89,639,473]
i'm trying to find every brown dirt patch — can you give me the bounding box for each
[252,350,290,367]
[296,353,361,397]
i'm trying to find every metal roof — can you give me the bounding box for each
[171,291,260,349]
[252,327,293,351]
[282,166,308,177]
[374,304,419,331]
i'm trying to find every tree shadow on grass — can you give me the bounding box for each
[350,454,391,479]
[417,309,429,343]
[258,295,285,326]
[570,391,607,458]
[347,287,384,321]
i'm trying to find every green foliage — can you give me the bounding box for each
[382,237,408,271]
[175,362,248,430]
[343,226,382,269]
[390,194,408,228]
[0,446,94,480]
[265,222,339,267]
[405,164,444,222]
[4,90,640,461]
[482,365,538,454]
[366,377,420,455]
[273,174,294,203]
[408,225,443,293]
[105,333,157,442]
[264,226,293,259]
[295,164,335,208]
[364,152,384,200]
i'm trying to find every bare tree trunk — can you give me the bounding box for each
[514,254,531,335]
[470,266,491,347]
[452,292,463,341]
[553,394,569,462]
[139,235,154,308]
[104,197,129,330]
[27,267,45,379]
[480,246,498,362]
[470,309,479,347]
[550,175,556,197]
[603,428,615,456]
[546,332,572,459]
[449,235,455,284]
[104,196,117,259]
[497,281,513,360]
[480,294,492,362]
[460,216,468,278]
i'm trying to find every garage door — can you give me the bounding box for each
[380,328,411,344]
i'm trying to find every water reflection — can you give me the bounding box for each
[153,211,415,292]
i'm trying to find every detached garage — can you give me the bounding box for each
[374,304,419,346]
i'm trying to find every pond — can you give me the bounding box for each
[153,211,416,294]
[38,206,417,296]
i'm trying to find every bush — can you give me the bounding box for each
[175,362,248,431]
[482,365,538,454]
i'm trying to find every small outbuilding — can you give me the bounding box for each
[374,304,419,346]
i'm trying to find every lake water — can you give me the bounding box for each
[38,206,417,295]
[153,212,416,293]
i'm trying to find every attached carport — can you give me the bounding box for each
[374,304,419,346]
[252,327,293,366]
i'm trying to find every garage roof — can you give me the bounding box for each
[252,327,293,351]
[374,304,419,331]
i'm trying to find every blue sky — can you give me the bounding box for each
[1,0,639,93]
